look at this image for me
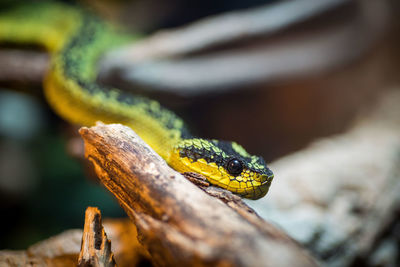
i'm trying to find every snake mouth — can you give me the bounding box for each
[260,174,274,185]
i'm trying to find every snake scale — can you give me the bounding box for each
[0,1,273,199]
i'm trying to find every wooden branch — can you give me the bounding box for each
[0,219,145,267]
[78,207,117,267]
[27,230,83,260]
[1,1,392,93]
[100,0,390,95]
[247,90,400,266]
[79,122,318,267]
[0,50,48,85]
[0,251,47,267]
[102,0,348,63]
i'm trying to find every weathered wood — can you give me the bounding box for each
[78,207,116,267]
[0,219,144,267]
[102,0,349,64]
[101,218,150,267]
[0,231,81,267]
[100,0,390,95]
[0,50,48,85]
[28,230,83,260]
[0,251,46,267]
[247,90,400,266]
[79,122,318,267]
[1,1,392,93]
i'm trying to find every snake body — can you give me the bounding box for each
[0,2,273,199]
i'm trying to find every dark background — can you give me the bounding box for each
[0,0,399,249]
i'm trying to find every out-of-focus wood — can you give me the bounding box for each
[0,219,144,267]
[0,251,46,267]
[0,50,48,86]
[28,230,83,260]
[79,122,318,267]
[0,1,396,163]
[247,89,400,266]
[0,230,82,267]
[102,0,349,64]
[1,0,391,92]
[100,0,390,95]
[78,207,116,267]
[102,218,149,267]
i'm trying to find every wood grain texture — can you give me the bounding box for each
[78,207,116,267]
[79,122,318,267]
[0,219,144,267]
[248,90,400,266]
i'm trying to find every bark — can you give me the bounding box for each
[1,1,391,94]
[0,50,48,85]
[78,207,117,267]
[247,90,400,266]
[0,219,145,267]
[99,0,390,95]
[79,122,318,267]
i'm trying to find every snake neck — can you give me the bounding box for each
[0,2,192,160]
[0,2,81,51]
[46,12,193,160]
[0,2,275,200]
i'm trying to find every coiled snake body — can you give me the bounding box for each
[0,2,273,199]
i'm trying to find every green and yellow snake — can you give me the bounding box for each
[0,1,273,199]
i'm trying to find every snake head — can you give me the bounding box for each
[169,138,274,199]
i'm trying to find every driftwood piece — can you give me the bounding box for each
[100,0,390,95]
[79,122,318,267]
[102,0,348,63]
[0,251,47,267]
[27,230,82,260]
[0,219,144,267]
[1,1,392,93]
[0,230,82,267]
[0,50,48,85]
[246,90,400,266]
[101,218,149,266]
[78,207,116,267]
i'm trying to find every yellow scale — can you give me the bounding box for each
[0,1,273,199]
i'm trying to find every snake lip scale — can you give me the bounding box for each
[0,1,274,199]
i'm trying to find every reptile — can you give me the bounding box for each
[0,1,273,199]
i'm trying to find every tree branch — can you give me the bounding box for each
[0,218,145,267]
[79,122,318,267]
[1,1,391,94]
[78,207,117,267]
[0,50,48,85]
[248,89,400,266]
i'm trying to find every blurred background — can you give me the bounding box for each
[0,0,399,265]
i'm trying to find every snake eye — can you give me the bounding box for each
[226,158,243,176]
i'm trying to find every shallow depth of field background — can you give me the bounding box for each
[0,0,399,251]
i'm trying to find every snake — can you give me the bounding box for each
[0,1,273,199]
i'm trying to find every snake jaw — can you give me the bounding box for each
[261,174,274,185]
[169,138,274,199]
[0,2,273,200]
[258,168,274,184]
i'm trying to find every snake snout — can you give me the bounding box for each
[257,175,268,184]
[257,170,274,185]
